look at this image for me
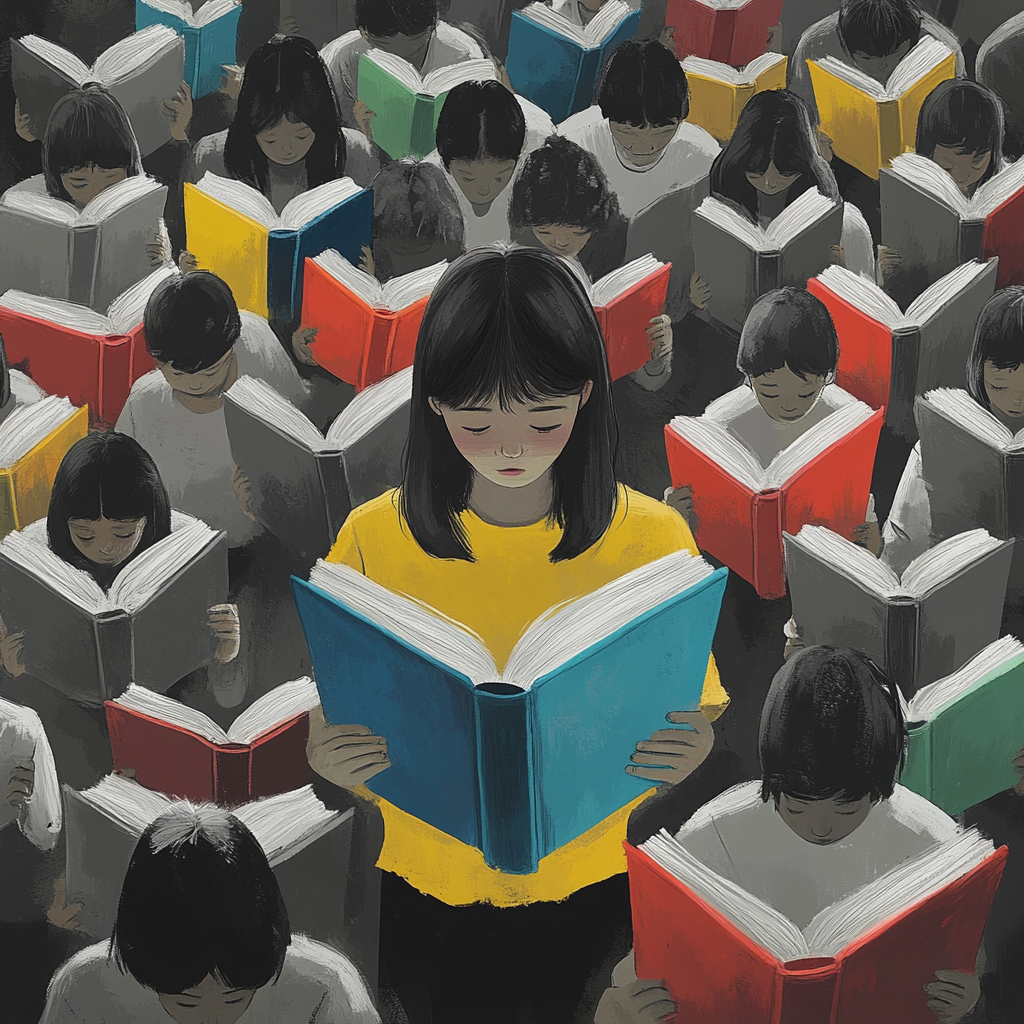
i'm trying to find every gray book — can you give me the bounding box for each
[63,777,354,946]
[785,525,1013,697]
[224,366,412,562]
[0,175,168,314]
[0,514,228,704]
[11,27,185,157]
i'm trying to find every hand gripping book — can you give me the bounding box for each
[11,27,185,157]
[0,266,177,428]
[292,550,728,875]
[692,188,843,337]
[881,153,1024,299]
[183,173,372,322]
[0,175,169,314]
[681,53,788,141]
[506,1,642,123]
[0,513,229,704]
[627,823,1006,1024]
[783,525,1013,698]
[902,636,1024,815]
[0,697,61,852]
[667,0,784,67]
[357,51,497,160]
[300,250,447,390]
[64,777,354,946]
[223,368,412,560]
[135,0,242,98]
[808,37,956,179]
[808,259,998,441]
[665,387,883,599]
[105,677,320,805]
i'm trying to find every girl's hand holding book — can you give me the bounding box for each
[178,249,200,274]
[163,80,193,142]
[877,245,902,287]
[627,711,714,787]
[664,486,696,533]
[646,315,673,363]
[7,760,33,808]
[292,325,319,366]
[353,100,376,143]
[208,603,240,664]
[47,876,82,932]
[595,952,675,1024]
[851,519,883,557]
[924,969,980,1023]
[830,243,847,268]
[220,64,244,101]
[14,99,36,143]
[233,466,257,521]
[0,626,26,678]
[689,272,711,311]
[359,244,375,277]
[306,705,391,791]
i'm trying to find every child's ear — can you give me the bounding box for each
[428,396,444,416]
[359,27,369,40]
[579,380,594,409]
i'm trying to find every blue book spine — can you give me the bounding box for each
[506,12,586,124]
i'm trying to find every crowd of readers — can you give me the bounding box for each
[1,0,1024,1021]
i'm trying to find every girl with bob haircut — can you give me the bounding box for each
[306,245,727,1022]
[39,803,379,1023]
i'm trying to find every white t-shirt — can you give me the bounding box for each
[115,313,309,547]
[39,934,381,1024]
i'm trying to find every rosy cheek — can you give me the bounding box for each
[529,425,575,456]
[449,432,495,460]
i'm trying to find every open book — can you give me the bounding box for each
[292,550,727,874]
[183,173,372,321]
[135,0,241,97]
[0,697,61,852]
[357,51,496,160]
[808,37,957,179]
[808,259,999,440]
[693,188,843,336]
[665,386,883,598]
[105,677,320,804]
[224,367,412,560]
[628,824,1004,1024]
[301,249,446,390]
[881,153,1024,300]
[784,524,1013,697]
[0,265,175,427]
[0,175,168,314]
[65,777,354,945]
[506,1,641,123]
[0,513,229,703]
[666,0,784,66]
[682,53,787,140]
[11,27,184,156]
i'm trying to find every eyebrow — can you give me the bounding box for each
[529,405,567,412]
[457,405,492,412]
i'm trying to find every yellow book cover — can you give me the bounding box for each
[184,183,270,318]
[685,57,788,141]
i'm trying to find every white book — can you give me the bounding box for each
[0,174,164,227]
[0,396,78,471]
[812,37,953,101]
[681,52,786,85]
[887,152,1024,221]
[689,0,754,8]
[361,49,496,96]
[519,0,635,46]
[0,696,61,851]
[140,0,238,26]
[921,387,1024,451]
[696,187,836,252]
[311,249,447,312]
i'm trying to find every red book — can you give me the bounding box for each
[301,250,447,391]
[0,266,175,427]
[664,386,883,598]
[667,0,783,67]
[105,677,320,806]
[627,833,1006,1024]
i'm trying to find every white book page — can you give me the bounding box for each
[0,396,77,469]
[521,3,589,46]
[694,0,752,7]
[325,364,413,449]
[905,259,992,327]
[681,56,744,86]
[0,189,80,225]
[791,525,902,598]
[380,260,448,310]
[312,249,384,307]
[227,676,320,744]
[816,264,904,329]
[93,25,180,83]
[703,384,759,424]
[581,0,633,44]
[278,177,362,232]
[764,187,835,248]
[667,416,766,491]
[421,59,497,95]
[884,36,952,97]
[18,35,90,83]
[81,174,163,224]
[922,388,1012,449]
[744,52,786,79]
[813,56,887,101]
[970,158,1024,218]
[696,195,767,251]
[0,529,107,611]
[111,683,229,743]
[79,773,171,835]
[195,0,237,26]
[107,264,179,333]
[196,172,277,228]
[0,290,113,335]
[227,375,326,452]
[140,0,197,24]
[234,785,340,866]
[899,529,1002,597]
[589,253,663,307]
[365,48,425,92]
[889,152,968,216]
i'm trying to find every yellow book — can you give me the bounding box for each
[808,36,956,179]
[683,53,788,141]
[0,398,88,538]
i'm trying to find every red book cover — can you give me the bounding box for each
[105,702,312,807]
[594,262,671,381]
[982,187,1024,288]
[627,841,1007,1024]
[668,0,783,67]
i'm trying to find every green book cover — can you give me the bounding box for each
[357,53,445,160]
[903,651,1024,815]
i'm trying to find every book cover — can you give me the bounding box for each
[594,261,671,381]
[667,0,784,66]
[684,58,789,141]
[356,54,447,160]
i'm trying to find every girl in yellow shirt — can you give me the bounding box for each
[307,245,728,1023]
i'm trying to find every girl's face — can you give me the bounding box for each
[429,384,593,490]
[60,164,128,207]
[750,363,830,423]
[608,120,679,167]
[157,974,257,1024]
[930,144,992,195]
[68,516,146,567]
[531,223,593,258]
[448,157,518,207]
[777,792,874,845]
[255,115,315,166]
[984,360,1024,420]
[745,160,802,196]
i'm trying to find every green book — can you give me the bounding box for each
[357,50,497,160]
[902,635,1024,815]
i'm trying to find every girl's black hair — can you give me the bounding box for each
[596,39,689,128]
[111,804,290,994]
[509,135,620,234]
[759,645,907,805]
[42,83,143,202]
[916,79,1004,189]
[838,0,922,58]
[435,80,526,168]
[371,158,465,246]
[737,287,840,380]
[223,35,346,197]
[710,89,839,222]
[47,432,172,590]
[356,0,438,36]
[401,246,618,562]
[967,287,1024,410]
[144,271,242,373]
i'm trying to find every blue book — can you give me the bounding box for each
[135,0,241,98]
[292,551,728,874]
[506,1,641,123]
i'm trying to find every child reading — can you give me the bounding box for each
[597,646,982,1024]
[38,802,380,1023]
[305,245,727,1023]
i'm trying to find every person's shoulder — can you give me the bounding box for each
[193,129,228,159]
[321,28,364,64]
[611,485,693,546]
[434,20,485,58]
[346,489,403,531]
[666,123,722,166]
[237,311,281,355]
[47,940,117,999]
[796,11,841,52]
[559,105,606,145]
[886,785,960,841]
[282,936,379,1022]
[126,369,171,404]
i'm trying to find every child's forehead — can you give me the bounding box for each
[753,364,818,383]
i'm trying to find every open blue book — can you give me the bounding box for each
[506,0,641,123]
[293,550,727,874]
[135,0,241,98]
